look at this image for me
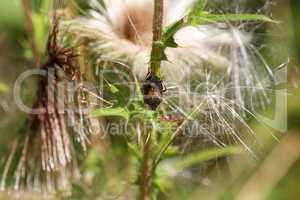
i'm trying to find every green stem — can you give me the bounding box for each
[150,0,164,77]
[139,1,164,198]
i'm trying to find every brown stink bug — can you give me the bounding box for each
[142,72,166,110]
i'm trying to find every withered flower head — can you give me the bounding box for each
[45,19,79,79]
[1,18,100,193]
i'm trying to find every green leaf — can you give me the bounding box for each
[162,146,179,158]
[90,107,129,120]
[163,18,186,48]
[131,109,157,121]
[174,146,242,171]
[189,13,277,25]
[159,4,276,78]
[162,12,276,53]
[106,82,126,106]
[153,133,177,160]
[189,0,208,17]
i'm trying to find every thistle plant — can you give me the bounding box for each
[1,0,280,199]
[74,0,276,199]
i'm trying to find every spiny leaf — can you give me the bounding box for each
[163,18,186,48]
[90,107,129,120]
[162,11,276,52]
[189,13,277,25]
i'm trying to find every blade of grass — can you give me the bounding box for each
[22,0,41,68]
[174,146,242,171]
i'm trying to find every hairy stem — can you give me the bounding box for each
[139,1,164,199]
[139,132,152,200]
[22,0,40,68]
[150,0,164,77]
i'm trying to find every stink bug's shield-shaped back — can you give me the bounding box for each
[142,72,166,110]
